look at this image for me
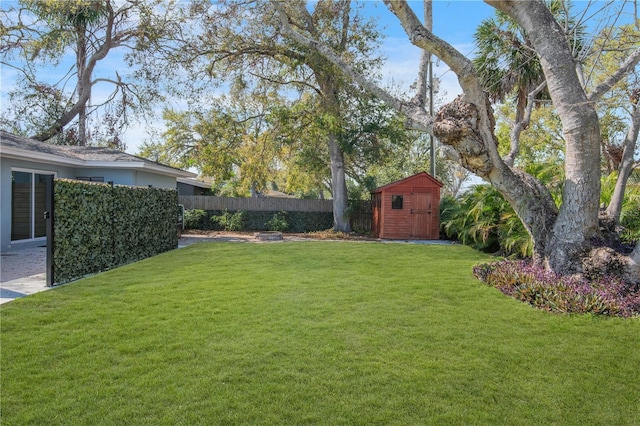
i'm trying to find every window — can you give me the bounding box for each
[11,169,54,241]
[391,195,403,209]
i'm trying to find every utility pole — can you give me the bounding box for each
[425,0,436,178]
[416,1,436,177]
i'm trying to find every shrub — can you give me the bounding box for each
[184,209,209,229]
[620,204,640,244]
[212,209,246,231]
[182,209,333,233]
[266,211,289,232]
[473,260,640,317]
[287,211,333,233]
[242,211,332,233]
[440,186,532,257]
[53,179,177,285]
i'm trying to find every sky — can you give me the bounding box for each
[0,1,635,155]
[374,1,494,100]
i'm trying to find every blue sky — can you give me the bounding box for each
[374,1,494,102]
[0,1,634,154]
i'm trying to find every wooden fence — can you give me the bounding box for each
[179,195,334,212]
[349,200,372,232]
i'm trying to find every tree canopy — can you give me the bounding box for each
[0,0,185,146]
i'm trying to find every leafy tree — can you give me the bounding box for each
[276,0,640,281]
[167,0,388,232]
[1,0,184,145]
[140,91,284,196]
[267,96,332,198]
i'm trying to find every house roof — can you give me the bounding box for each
[177,177,212,189]
[0,131,195,178]
[371,171,443,193]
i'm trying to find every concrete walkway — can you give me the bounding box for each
[1,246,47,305]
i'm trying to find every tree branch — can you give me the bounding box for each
[271,0,431,132]
[383,0,478,92]
[588,46,640,101]
[246,71,322,95]
[504,81,547,167]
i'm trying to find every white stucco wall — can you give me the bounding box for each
[75,168,176,189]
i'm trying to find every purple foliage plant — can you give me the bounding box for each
[473,260,640,317]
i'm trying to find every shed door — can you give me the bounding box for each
[411,192,432,238]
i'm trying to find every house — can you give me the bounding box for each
[0,131,196,251]
[371,171,443,239]
[177,177,212,196]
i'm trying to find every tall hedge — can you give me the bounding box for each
[53,179,178,285]
[184,209,334,233]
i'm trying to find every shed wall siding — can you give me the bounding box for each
[381,191,412,239]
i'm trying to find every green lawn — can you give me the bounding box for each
[1,242,639,425]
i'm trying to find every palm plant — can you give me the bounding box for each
[473,0,585,152]
[523,162,564,207]
[498,208,534,258]
[473,10,546,124]
[440,185,533,257]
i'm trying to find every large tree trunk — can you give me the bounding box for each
[432,95,558,263]
[76,23,88,146]
[318,76,352,233]
[491,1,601,273]
[329,136,351,232]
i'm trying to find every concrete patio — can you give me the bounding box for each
[0,245,47,305]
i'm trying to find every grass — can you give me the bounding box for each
[1,241,639,425]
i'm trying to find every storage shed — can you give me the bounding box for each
[371,172,443,239]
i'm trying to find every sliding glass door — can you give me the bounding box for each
[11,170,53,242]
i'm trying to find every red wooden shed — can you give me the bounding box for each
[371,172,443,239]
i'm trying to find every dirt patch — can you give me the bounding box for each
[179,230,377,245]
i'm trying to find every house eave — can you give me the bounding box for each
[1,146,195,178]
[177,177,212,189]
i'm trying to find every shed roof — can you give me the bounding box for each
[371,171,443,193]
[0,130,195,178]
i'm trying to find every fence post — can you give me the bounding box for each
[44,175,54,287]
